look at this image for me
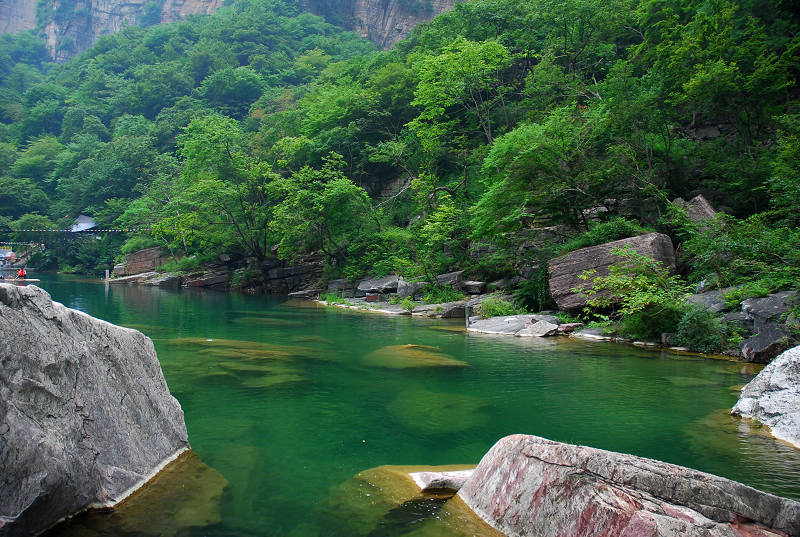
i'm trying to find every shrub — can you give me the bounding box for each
[513,266,552,312]
[478,295,519,318]
[576,246,692,341]
[672,306,727,353]
[320,292,348,305]
[158,255,207,273]
[618,306,684,341]
[681,213,800,293]
[399,297,416,312]
[560,217,650,254]
[121,235,159,254]
[420,284,465,304]
[577,246,692,315]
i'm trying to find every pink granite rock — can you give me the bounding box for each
[458,435,799,537]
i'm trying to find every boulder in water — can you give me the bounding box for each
[0,284,189,536]
[732,345,800,448]
[362,344,468,369]
[458,434,800,537]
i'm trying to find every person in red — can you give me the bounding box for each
[16,267,26,279]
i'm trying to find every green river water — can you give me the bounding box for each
[32,274,800,537]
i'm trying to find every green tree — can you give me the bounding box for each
[409,37,512,144]
[177,115,278,270]
[271,154,373,266]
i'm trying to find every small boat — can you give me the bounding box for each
[3,278,41,283]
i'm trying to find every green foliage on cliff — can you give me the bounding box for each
[0,0,797,306]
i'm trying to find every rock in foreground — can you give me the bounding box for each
[458,434,800,537]
[733,345,800,449]
[0,284,189,536]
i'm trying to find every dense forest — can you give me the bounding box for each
[1,0,799,346]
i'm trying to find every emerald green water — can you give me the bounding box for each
[35,274,800,537]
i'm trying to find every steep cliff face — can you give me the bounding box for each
[1,0,451,61]
[350,0,455,50]
[35,0,225,61]
[305,0,455,49]
[0,0,36,35]
[0,0,223,61]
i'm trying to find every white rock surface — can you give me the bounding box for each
[732,345,800,448]
[517,320,559,337]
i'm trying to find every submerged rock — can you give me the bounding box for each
[163,337,324,394]
[0,284,189,536]
[321,463,477,536]
[458,434,800,537]
[232,316,304,327]
[361,344,469,369]
[387,389,489,435]
[49,450,228,537]
[733,345,800,449]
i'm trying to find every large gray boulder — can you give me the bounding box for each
[434,270,463,287]
[467,314,561,335]
[732,345,800,449]
[0,284,189,536]
[742,290,799,331]
[396,279,427,299]
[548,232,676,310]
[357,275,400,294]
[686,286,738,314]
[412,301,466,318]
[458,434,800,537]
[460,281,486,294]
[672,194,718,222]
[740,322,793,363]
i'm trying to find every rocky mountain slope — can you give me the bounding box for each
[0,0,454,61]
[303,0,455,49]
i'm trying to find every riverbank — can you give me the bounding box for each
[109,229,799,366]
[311,295,755,363]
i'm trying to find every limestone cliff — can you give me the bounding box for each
[1,0,452,61]
[0,0,223,62]
[0,0,36,35]
[36,0,224,62]
[304,0,455,50]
